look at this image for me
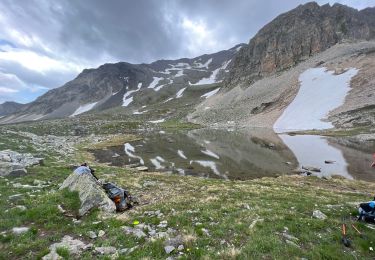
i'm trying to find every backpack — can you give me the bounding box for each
[358,201,375,223]
[102,182,130,212]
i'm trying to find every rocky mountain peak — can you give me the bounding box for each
[225,2,375,88]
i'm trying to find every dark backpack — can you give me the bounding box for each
[102,182,130,211]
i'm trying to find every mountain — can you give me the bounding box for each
[1,2,375,129]
[0,102,25,117]
[189,2,375,129]
[225,2,375,88]
[0,44,244,123]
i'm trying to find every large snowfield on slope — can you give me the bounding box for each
[70,101,98,117]
[273,67,358,132]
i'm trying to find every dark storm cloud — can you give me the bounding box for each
[0,0,373,103]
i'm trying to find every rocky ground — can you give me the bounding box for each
[1,121,375,259]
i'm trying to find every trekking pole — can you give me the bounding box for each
[351,224,367,239]
[341,217,351,247]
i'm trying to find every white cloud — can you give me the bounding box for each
[0,86,19,93]
[0,47,83,74]
[180,17,232,56]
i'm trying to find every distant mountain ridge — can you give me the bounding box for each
[0,44,244,123]
[0,102,25,117]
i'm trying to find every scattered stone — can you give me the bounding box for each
[88,231,97,239]
[158,220,168,228]
[302,166,321,172]
[249,218,264,229]
[243,204,251,210]
[12,227,29,235]
[33,179,47,186]
[286,239,300,248]
[164,245,175,254]
[177,245,184,251]
[42,235,92,259]
[127,246,138,254]
[0,150,43,176]
[135,166,148,171]
[282,232,299,242]
[133,229,146,239]
[312,210,327,220]
[201,228,210,236]
[57,205,66,213]
[8,193,23,201]
[94,246,117,255]
[324,160,335,164]
[14,205,27,211]
[98,230,105,237]
[59,172,116,216]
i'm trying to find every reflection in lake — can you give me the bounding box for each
[91,128,375,181]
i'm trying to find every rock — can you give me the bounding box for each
[164,245,175,254]
[88,231,97,239]
[158,220,168,228]
[14,205,27,211]
[12,227,29,234]
[135,166,148,171]
[286,239,300,248]
[312,210,327,220]
[324,160,335,164]
[0,150,43,176]
[59,172,116,216]
[57,205,66,213]
[201,228,210,236]
[302,166,321,172]
[98,230,105,237]
[133,229,146,239]
[94,246,117,255]
[177,245,184,251]
[33,179,47,186]
[282,232,299,241]
[42,235,91,259]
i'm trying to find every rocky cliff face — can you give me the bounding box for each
[0,102,25,116]
[225,2,375,88]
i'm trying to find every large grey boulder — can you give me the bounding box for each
[59,173,116,216]
[0,150,43,176]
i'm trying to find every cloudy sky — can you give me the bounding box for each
[0,0,374,104]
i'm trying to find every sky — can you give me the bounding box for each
[0,0,374,104]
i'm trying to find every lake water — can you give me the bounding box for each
[91,128,375,181]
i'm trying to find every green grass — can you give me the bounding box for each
[1,123,375,259]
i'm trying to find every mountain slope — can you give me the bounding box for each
[0,44,244,124]
[0,102,25,116]
[189,2,375,130]
[225,2,375,88]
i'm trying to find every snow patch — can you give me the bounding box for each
[177,150,187,159]
[201,88,220,99]
[70,101,98,117]
[149,119,165,123]
[194,58,212,69]
[133,110,148,115]
[163,97,174,103]
[201,149,220,159]
[122,82,142,107]
[192,160,221,176]
[148,77,164,90]
[274,67,358,132]
[124,143,144,165]
[176,87,186,98]
[150,158,164,169]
